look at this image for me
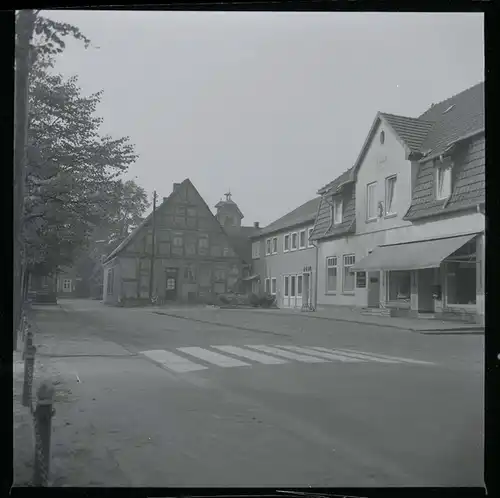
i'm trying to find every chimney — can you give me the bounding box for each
[173,182,180,192]
[254,221,260,228]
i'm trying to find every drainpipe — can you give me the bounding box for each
[310,198,323,310]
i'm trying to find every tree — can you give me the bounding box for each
[24,52,138,277]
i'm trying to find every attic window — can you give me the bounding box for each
[443,104,455,114]
[380,130,385,144]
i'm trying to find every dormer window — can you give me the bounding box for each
[332,197,343,225]
[436,160,452,200]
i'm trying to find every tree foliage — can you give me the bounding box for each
[23,15,145,276]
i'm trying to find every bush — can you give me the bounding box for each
[259,293,276,308]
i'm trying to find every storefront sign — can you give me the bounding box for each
[356,272,367,288]
[303,265,312,273]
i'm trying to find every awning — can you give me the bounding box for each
[242,274,260,281]
[352,233,478,272]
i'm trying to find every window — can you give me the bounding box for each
[299,230,306,249]
[333,197,343,225]
[184,265,196,283]
[366,182,377,220]
[436,162,452,200]
[106,268,114,295]
[272,237,278,254]
[63,279,71,292]
[173,236,183,247]
[387,271,411,302]
[290,276,296,297]
[445,262,476,305]
[380,130,385,144]
[284,276,289,297]
[326,257,337,293]
[291,232,298,250]
[284,234,290,252]
[265,278,271,294]
[252,241,260,259]
[342,255,356,293]
[266,238,271,255]
[308,228,314,247]
[271,278,277,295]
[385,175,397,215]
[297,275,303,296]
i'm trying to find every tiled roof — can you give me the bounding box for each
[310,183,356,241]
[380,113,435,153]
[253,197,321,238]
[417,81,484,159]
[317,167,354,195]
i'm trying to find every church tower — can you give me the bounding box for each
[215,191,244,230]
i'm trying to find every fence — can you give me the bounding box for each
[19,312,55,487]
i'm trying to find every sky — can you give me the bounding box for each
[41,10,484,226]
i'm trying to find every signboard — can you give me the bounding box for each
[356,271,367,288]
[303,265,313,273]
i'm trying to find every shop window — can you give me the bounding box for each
[387,270,411,302]
[342,255,356,293]
[445,262,476,305]
[326,257,337,292]
[265,278,271,294]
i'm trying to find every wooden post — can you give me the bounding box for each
[148,191,157,301]
[14,10,37,349]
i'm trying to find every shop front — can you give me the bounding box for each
[352,232,483,323]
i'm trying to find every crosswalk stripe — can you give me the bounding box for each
[337,348,435,365]
[309,346,400,364]
[177,347,251,368]
[211,345,288,365]
[279,345,363,363]
[246,345,328,363]
[141,350,208,373]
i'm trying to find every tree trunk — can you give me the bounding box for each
[14,10,36,350]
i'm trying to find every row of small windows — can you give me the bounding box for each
[258,227,315,257]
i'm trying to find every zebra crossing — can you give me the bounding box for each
[140,344,435,373]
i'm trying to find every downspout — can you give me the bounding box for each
[310,197,323,311]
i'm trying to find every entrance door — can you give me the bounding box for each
[290,275,296,308]
[296,274,303,308]
[302,273,310,308]
[367,271,380,308]
[165,268,178,301]
[283,275,290,307]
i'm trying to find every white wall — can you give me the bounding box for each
[355,120,413,236]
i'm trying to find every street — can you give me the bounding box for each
[32,300,483,487]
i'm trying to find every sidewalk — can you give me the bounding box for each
[150,304,484,334]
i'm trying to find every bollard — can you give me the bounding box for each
[22,345,36,407]
[33,381,55,487]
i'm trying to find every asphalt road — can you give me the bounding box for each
[34,299,484,487]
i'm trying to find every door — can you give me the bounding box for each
[367,271,380,308]
[417,268,434,312]
[165,268,178,301]
[290,275,296,308]
[302,273,310,308]
[283,275,290,308]
[296,274,303,308]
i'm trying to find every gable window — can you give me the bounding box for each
[266,238,271,255]
[380,130,385,144]
[252,241,260,259]
[308,228,314,247]
[385,175,397,216]
[284,234,290,252]
[326,257,337,293]
[265,278,271,294]
[271,278,277,295]
[299,230,306,249]
[272,237,278,254]
[366,182,377,220]
[333,197,343,225]
[291,232,298,250]
[343,254,356,293]
[436,162,452,200]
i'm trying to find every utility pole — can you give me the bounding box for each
[148,191,157,301]
[14,10,36,349]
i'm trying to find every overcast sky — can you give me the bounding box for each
[42,10,484,226]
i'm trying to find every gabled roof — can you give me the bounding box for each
[379,113,435,154]
[417,81,484,161]
[252,196,321,238]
